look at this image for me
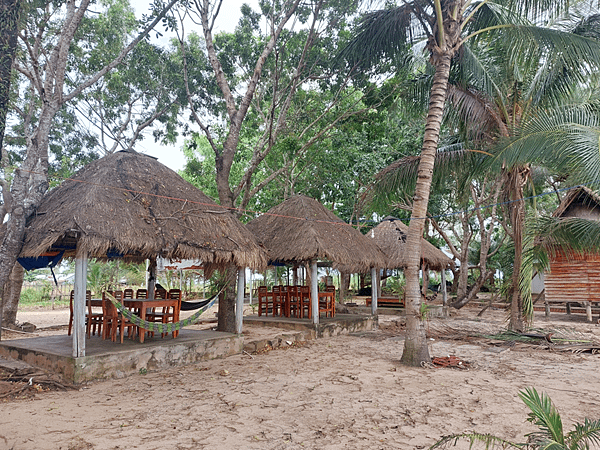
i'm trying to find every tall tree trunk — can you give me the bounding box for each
[508,167,527,331]
[1,261,24,327]
[0,0,22,156]
[401,49,453,366]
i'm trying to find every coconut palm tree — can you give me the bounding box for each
[346,0,600,363]
[431,387,600,449]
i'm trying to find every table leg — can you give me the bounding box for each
[139,308,147,343]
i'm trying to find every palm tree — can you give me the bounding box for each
[346,0,600,364]
[431,387,600,449]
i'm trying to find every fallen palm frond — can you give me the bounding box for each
[427,321,600,354]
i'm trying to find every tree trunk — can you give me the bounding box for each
[1,261,24,327]
[217,268,238,333]
[401,48,453,367]
[0,0,22,155]
[508,167,527,331]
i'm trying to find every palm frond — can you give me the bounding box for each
[342,5,426,69]
[518,387,565,445]
[429,432,523,449]
[567,418,600,449]
[529,216,600,256]
[493,104,600,178]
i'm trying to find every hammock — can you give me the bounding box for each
[105,291,220,334]
[180,298,213,311]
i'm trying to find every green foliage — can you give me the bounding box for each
[431,387,600,449]
[19,283,52,306]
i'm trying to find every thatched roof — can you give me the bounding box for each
[20,150,267,270]
[369,217,453,271]
[553,186,600,220]
[246,195,386,272]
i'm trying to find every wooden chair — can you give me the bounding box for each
[123,288,134,299]
[68,290,99,337]
[257,286,271,316]
[163,289,182,338]
[319,288,335,318]
[136,288,148,299]
[102,291,136,343]
[272,285,283,316]
[299,286,311,318]
[287,286,301,318]
[325,285,336,317]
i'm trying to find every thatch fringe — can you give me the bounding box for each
[369,217,453,271]
[246,195,386,273]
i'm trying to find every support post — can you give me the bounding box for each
[147,258,157,299]
[248,271,253,305]
[73,245,88,358]
[236,269,245,334]
[311,261,319,325]
[441,270,448,307]
[371,267,378,315]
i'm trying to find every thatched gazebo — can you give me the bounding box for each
[370,216,453,302]
[20,150,267,355]
[246,195,386,322]
[370,217,453,271]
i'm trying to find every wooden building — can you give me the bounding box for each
[544,187,600,320]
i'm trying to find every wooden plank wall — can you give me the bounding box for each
[546,251,600,303]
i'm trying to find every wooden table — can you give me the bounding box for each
[123,298,180,343]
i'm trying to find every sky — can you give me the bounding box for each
[129,0,252,172]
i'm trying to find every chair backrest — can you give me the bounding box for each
[102,292,118,319]
[136,289,148,299]
[168,289,182,300]
[123,288,134,299]
[155,288,167,299]
[113,290,124,301]
[258,286,267,294]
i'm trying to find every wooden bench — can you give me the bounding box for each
[366,295,405,308]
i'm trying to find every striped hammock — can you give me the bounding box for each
[105,291,219,334]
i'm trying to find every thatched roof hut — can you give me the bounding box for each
[545,186,600,313]
[246,195,386,273]
[369,217,453,271]
[552,186,600,219]
[20,150,267,271]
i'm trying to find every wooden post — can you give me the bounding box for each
[236,269,245,334]
[147,258,157,299]
[371,267,378,315]
[441,270,448,307]
[311,261,319,325]
[248,271,253,305]
[73,245,88,358]
[585,301,592,322]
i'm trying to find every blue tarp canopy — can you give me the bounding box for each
[18,250,64,271]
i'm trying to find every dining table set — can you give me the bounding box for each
[69,288,182,344]
[256,285,336,319]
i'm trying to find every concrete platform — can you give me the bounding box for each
[0,328,241,384]
[244,313,377,338]
[0,314,376,384]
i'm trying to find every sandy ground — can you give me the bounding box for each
[1,303,600,450]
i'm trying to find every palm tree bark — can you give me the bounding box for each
[401,49,453,366]
[508,167,528,331]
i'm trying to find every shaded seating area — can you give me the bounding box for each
[19,150,267,357]
[247,195,386,323]
[257,285,336,319]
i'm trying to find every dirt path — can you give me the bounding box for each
[1,306,600,450]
